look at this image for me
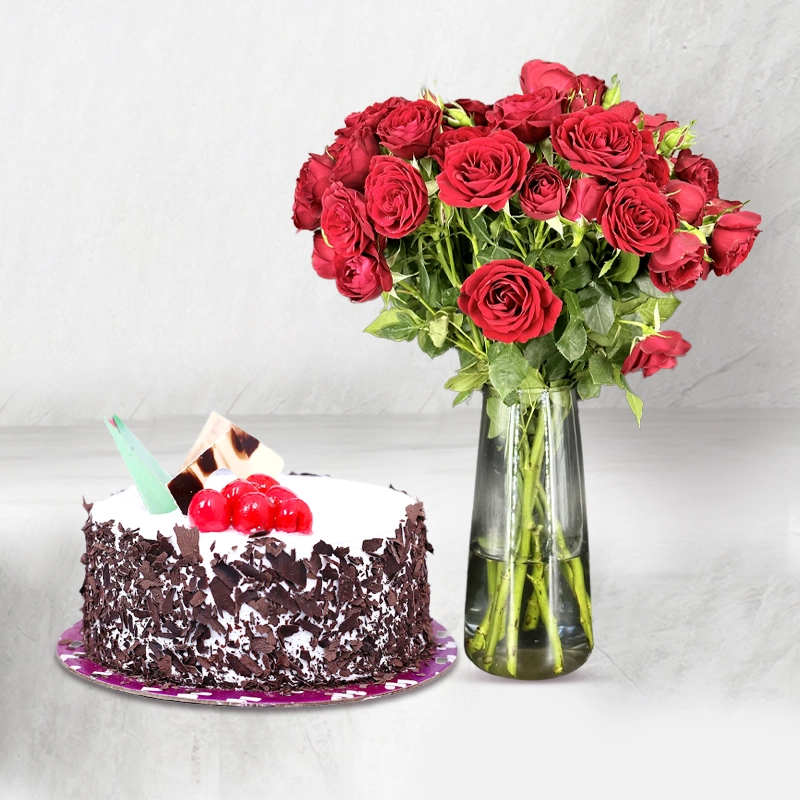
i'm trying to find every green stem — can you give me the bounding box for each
[466,558,497,656]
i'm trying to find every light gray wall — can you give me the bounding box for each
[1,0,797,424]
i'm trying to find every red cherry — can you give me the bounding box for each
[264,485,298,504]
[274,497,313,534]
[221,479,254,503]
[188,489,231,533]
[232,491,276,534]
[247,473,280,493]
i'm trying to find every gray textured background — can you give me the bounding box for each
[1,0,797,424]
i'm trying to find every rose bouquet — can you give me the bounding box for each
[292,59,761,679]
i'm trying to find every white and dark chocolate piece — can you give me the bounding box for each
[168,416,283,514]
[80,475,434,690]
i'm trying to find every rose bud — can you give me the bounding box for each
[673,149,719,202]
[333,245,392,303]
[320,182,374,258]
[518,163,566,220]
[335,97,408,137]
[665,179,707,225]
[561,177,606,222]
[292,152,334,231]
[329,125,381,191]
[519,59,579,96]
[311,232,335,280]
[622,331,692,377]
[451,98,491,127]
[705,197,742,218]
[574,73,607,108]
[709,210,762,276]
[487,88,565,143]
[648,231,709,292]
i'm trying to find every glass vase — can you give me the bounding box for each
[464,385,593,680]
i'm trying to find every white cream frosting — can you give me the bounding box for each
[88,472,415,561]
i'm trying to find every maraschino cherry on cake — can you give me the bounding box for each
[80,413,434,691]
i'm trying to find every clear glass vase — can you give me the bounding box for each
[464,385,593,680]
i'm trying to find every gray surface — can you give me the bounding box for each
[1,0,798,424]
[1,409,799,798]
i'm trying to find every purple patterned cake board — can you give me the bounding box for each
[56,619,457,707]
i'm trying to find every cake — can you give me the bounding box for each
[79,415,434,691]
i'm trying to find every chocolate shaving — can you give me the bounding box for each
[209,577,236,617]
[362,538,383,554]
[212,561,241,590]
[174,525,200,563]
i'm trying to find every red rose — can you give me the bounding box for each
[709,210,761,276]
[705,197,742,217]
[551,106,645,181]
[665,179,706,225]
[452,98,491,127]
[336,97,408,137]
[312,232,335,279]
[673,150,719,202]
[376,99,442,160]
[574,74,607,108]
[519,59,579,96]
[518,163,566,220]
[320,182,374,257]
[622,331,691,377]
[648,231,709,292]
[365,156,429,238]
[605,101,642,123]
[457,259,562,343]
[599,179,676,255]
[292,153,334,231]
[429,126,486,168]
[329,125,381,191]
[437,130,529,212]
[334,245,392,303]
[561,177,606,222]
[639,126,670,187]
[487,88,565,144]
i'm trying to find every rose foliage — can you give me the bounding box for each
[293,61,762,423]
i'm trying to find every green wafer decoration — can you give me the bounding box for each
[104,416,178,514]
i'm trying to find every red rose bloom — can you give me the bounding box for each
[709,210,762,276]
[292,152,334,231]
[320,182,374,258]
[437,130,529,212]
[334,245,392,303]
[641,113,680,147]
[365,156,429,238]
[518,163,566,220]
[648,231,709,292]
[519,59,579,96]
[429,126,486,168]
[561,177,606,222]
[665,179,706,225]
[457,259,562,343]
[551,106,645,181]
[487,88,565,144]
[574,74,607,108]
[673,150,719,202]
[329,125,381,191]
[336,97,408,137]
[705,197,742,217]
[452,98,491,127]
[599,179,676,255]
[377,99,442,160]
[622,331,691,377]
[311,232,335,279]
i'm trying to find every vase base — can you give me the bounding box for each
[464,640,592,681]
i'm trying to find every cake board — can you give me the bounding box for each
[56,619,457,707]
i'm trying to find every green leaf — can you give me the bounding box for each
[559,262,592,291]
[441,286,460,307]
[427,313,450,348]
[607,251,640,283]
[588,353,616,386]
[563,290,583,322]
[544,350,570,381]
[555,320,587,362]
[545,216,565,237]
[487,343,529,400]
[444,361,489,393]
[417,328,451,359]
[523,334,557,369]
[598,250,619,278]
[577,375,601,400]
[637,296,681,327]
[364,308,422,342]
[582,289,614,335]
[486,394,510,439]
[452,390,473,407]
[539,247,578,269]
[417,260,431,302]
[625,390,644,427]
[477,244,516,266]
[466,210,493,246]
[634,273,670,298]
[518,369,546,405]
